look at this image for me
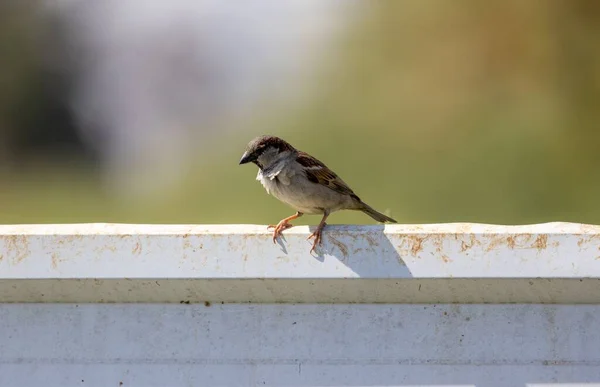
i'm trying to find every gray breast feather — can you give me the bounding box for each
[258,163,295,192]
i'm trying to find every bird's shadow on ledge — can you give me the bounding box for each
[302,224,412,278]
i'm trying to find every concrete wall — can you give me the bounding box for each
[1,222,600,386]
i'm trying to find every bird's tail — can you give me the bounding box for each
[359,202,397,223]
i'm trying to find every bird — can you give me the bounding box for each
[239,135,397,253]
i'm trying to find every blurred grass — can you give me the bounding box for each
[1,0,600,226]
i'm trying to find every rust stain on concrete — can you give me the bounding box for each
[577,234,600,248]
[429,234,452,263]
[486,236,506,251]
[51,252,59,269]
[459,234,480,252]
[486,234,546,251]
[364,234,378,248]
[132,241,142,255]
[3,235,30,264]
[328,235,349,258]
[56,235,81,245]
[408,235,429,257]
[532,235,548,250]
[182,235,196,260]
[506,236,516,249]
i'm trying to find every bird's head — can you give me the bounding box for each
[239,135,295,169]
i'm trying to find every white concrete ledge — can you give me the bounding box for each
[1,222,599,303]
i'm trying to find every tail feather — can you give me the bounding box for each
[359,202,397,223]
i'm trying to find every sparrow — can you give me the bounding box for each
[239,135,397,253]
[240,135,397,253]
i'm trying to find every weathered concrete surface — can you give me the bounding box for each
[2,224,600,385]
[0,222,599,303]
[1,304,599,386]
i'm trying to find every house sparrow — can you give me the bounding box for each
[239,135,397,252]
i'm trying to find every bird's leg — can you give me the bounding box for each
[267,212,303,243]
[308,211,329,253]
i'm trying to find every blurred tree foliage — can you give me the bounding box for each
[0,2,37,167]
[0,0,599,225]
[278,0,600,225]
[0,1,91,171]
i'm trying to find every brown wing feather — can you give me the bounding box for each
[296,151,361,201]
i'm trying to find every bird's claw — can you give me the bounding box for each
[268,221,293,243]
[308,229,323,253]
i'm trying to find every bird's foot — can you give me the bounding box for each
[267,220,294,243]
[307,223,326,253]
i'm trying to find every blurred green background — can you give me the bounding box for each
[1,1,599,226]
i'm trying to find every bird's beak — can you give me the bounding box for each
[239,151,255,165]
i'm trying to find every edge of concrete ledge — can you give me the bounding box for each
[1,222,599,303]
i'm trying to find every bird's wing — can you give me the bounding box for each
[296,151,360,200]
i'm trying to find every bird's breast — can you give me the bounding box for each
[256,168,350,215]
